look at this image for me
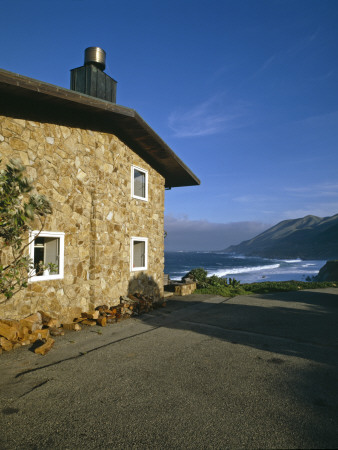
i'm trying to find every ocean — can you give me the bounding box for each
[164,251,326,284]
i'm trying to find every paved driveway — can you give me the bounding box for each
[1,289,338,449]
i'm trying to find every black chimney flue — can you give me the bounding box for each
[70,47,117,103]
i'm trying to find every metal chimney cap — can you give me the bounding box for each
[84,47,106,71]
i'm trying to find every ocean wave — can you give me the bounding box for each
[231,254,260,260]
[209,264,281,277]
[165,252,325,284]
[270,269,319,274]
[281,259,303,263]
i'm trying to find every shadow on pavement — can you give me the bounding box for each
[3,289,338,449]
[136,289,338,365]
[132,289,338,447]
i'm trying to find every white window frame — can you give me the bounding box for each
[131,165,148,201]
[29,231,65,282]
[130,237,148,271]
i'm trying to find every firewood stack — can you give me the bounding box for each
[0,294,166,356]
[66,293,165,328]
[0,310,63,356]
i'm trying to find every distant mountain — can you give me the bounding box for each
[224,214,338,259]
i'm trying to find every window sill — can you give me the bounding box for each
[29,274,64,283]
[132,195,148,202]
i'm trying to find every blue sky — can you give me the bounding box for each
[1,0,338,250]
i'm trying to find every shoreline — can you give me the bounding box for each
[164,251,326,284]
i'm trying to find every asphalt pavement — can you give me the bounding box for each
[1,288,338,449]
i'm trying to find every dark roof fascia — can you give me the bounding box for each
[0,69,200,188]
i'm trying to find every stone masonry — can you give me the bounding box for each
[0,116,165,321]
[174,282,197,296]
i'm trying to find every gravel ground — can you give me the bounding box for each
[1,289,338,449]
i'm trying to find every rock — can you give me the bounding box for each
[182,276,194,283]
[314,260,338,281]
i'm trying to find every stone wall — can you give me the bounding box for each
[0,116,165,321]
[174,282,197,296]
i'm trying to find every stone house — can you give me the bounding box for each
[0,48,199,321]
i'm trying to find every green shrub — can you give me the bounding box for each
[183,267,208,283]
[0,159,52,302]
[207,275,226,287]
[242,280,337,294]
[228,277,240,287]
[196,284,247,297]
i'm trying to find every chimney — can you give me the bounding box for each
[70,47,117,103]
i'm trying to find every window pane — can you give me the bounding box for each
[133,240,145,268]
[35,237,44,246]
[134,169,145,198]
[33,237,60,274]
[45,237,60,273]
[34,246,44,275]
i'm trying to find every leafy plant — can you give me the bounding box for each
[207,275,228,287]
[229,277,240,287]
[183,267,208,283]
[0,159,52,302]
[35,261,58,276]
[241,280,337,294]
[182,268,244,296]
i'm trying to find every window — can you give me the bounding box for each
[131,165,148,201]
[131,237,148,271]
[29,231,65,282]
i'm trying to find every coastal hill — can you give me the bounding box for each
[314,260,338,281]
[224,214,338,259]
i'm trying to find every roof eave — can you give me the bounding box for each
[0,69,200,188]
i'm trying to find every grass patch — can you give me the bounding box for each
[196,280,337,297]
[242,280,337,295]
[195,285,248,297]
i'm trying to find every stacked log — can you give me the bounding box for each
[0,293,166,356]
[0,311,63,355]
[67,293,164,328]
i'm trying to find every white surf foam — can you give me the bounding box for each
[209,263,281,277]
[281,259,303,263]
